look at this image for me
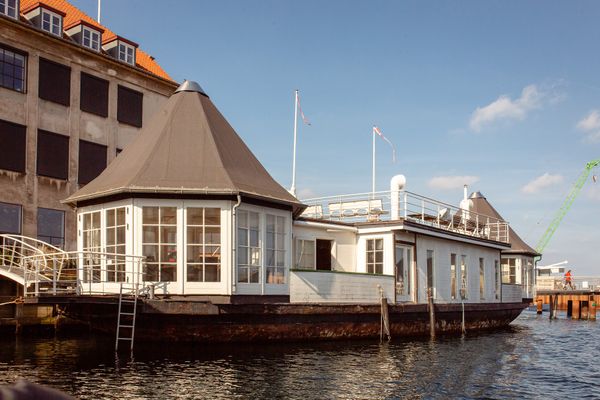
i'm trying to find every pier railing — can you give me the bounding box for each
[301,190,510,243]
[0,234,146,297]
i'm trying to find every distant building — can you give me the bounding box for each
[0,0,177,251]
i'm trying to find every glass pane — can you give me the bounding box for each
[276,251,284,267]
[367,240,373,251]
[266,232,274,250]
[116,208,126,225]
[277,216,285,233]
[106,227,115,246]
[143,245,158,262]
[205,208,220,225]
[249,212,259,229]
[106,209,115,227]
[266,215,275,232]
[249,229,259,247]
[276,233,285,250]
[250,248,261,266]
[367,252,374,263]
[187,264,203,282]
[187,208,203,225]
[238,228,247,246]
[204,264,220,282]
[160,264,177,282]
[187,227,203,244]
[205,227,220,244]
[266,249,275,266]
[142,226,158,243]
[375,251,383,263]
[187,245,203,263]
[37,208,64,239]
[375,239,383,250]
[238,267,248,283]
[92,212,100,228]
[237,248,248,265]
[143,207,159,224]
[144,263,159,281]
[238,211,248,228]
[249,267,259,283]
[161,207,177,224]
[161,245,177,263]
[116,226,125,244]
[161,226,177,243]
[205,246,220,263]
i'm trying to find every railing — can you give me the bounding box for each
[301,190,510,243]
[0,234,145,297]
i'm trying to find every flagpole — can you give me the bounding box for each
[97,0,101,23]
[291,89,299,197]
[372,126,376,198]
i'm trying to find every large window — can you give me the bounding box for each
[82,27,101,51]
[460,255,467,299]
[295,239,315,269]
[118,42,135,65]
[237,210,260,283]
[78,140,107,184]
[37,208,64,248]
[0,0,17,19]
[366,238,383,274]
[266,214,285,284]
[117,85,143,127]
[450,253,457,300]
[105,207,126,282]
[501,258,516,284]
[0,202,21,234]
[37,130,69,180]
[41,9,62,36]
[82,211,101,282]
[142,207,177,282]
[38,58,70,106]
[80,72,109,117]
[0,45,26,92]
[186,208,221,283]
[0,119,26,173]
[479,258,485,301]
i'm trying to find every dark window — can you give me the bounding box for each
[37,130,69,180]
[37,208,65,248]
[0,119,26,173]
[0,202,21,234]
[80,72,108,117]
[117,85,143,127]
[316,239,332,271]
[38,58,70,106]
[0,44,26,92]
[78,140,107,184]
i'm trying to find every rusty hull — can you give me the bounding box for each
[59,299,527,343]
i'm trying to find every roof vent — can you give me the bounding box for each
[175,80,208,97]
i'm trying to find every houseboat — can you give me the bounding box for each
[1,81,529,343]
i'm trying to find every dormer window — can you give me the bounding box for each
[0,0,18,19]
[118,42,135,65]
[82,26,101,51]
[41,9,62,36]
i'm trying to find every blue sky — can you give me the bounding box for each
[74,0,600,275]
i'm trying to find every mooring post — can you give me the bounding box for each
[428,288,436,339]
[549,295,554,320]
[536,298,543,314]
[554,295,559,319]
[590,295,597,320]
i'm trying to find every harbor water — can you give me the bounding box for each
[0,311,598,399]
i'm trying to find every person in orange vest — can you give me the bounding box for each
[564,269,574,290]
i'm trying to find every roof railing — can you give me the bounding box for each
[300,190,510,243]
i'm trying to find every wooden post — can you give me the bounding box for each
[549,295,554,320]
[590,295,597,320]
[553,295,559,319]
[428,288,436,339]
[572,300,580,320]
[536,298,543,314]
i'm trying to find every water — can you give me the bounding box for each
[0,311,599,399]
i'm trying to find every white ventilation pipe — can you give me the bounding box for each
[390,174,406,220]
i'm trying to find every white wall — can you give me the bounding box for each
[290,270,394,303]
[292,223,356,272]
[415,235,501,304]
[501,283,523,303]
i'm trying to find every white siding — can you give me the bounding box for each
[292,223,356,272]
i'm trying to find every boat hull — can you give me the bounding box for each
[59,299,527,342]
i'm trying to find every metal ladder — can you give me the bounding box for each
[115,283,139,351]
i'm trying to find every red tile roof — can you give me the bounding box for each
[20,0,173,82]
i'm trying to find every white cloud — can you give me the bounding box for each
[469,85,544,132]
[297,187,317,199]
[576,110,600,143]
[428,175,479,190]
[521,173,563,194]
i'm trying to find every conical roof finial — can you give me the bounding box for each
[175,80,207,96]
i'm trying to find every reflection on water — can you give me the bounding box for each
[0,311,599,399]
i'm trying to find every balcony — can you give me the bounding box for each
[300,190,510,244]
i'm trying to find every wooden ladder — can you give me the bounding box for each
[115,283,139,351]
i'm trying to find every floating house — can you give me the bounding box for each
[1,81,530,342]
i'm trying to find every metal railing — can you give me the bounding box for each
[0,234,145,297]
[301,190,510,243]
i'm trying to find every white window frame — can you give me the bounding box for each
[82,26,101,52]
[265,214,286,285]
[0,0,18,19]
[295,238,316,270]
[237,209,261,284]
[366,238,384,274]
[41,8,62,36]
[118,42,136,65]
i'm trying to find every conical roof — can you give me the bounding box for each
[65,81,303,212]
[468,192,540,256]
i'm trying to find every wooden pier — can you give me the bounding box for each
[535,290,598,320]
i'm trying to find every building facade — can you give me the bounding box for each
[0,0,177,251]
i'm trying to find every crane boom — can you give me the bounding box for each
[535,159,600,254]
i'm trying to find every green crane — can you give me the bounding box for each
[535,158,600,255]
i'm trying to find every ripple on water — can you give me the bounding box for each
[0,312,599,399]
